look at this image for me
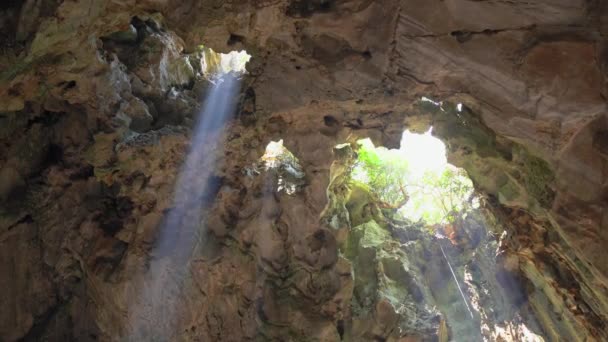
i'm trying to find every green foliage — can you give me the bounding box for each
[519,149,555,207]
[352,139,410,206]
[405,167,474,225]
[351,138,474,226]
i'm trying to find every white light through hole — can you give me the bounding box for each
[352,128,475,225]
[261,139,286,169]
[219,50,251,74]
[200,48,251,78]
[398,128,474,223]
[400,128,446,176]
[260,140,304,195]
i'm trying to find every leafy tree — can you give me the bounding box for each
[351,138,474,226]
[352,139,410,208]
[402,167,474,225]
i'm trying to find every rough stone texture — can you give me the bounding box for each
[1,0,608,341]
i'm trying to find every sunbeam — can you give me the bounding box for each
[126,67,245,339]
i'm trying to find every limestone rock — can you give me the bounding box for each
[0,0,608,341]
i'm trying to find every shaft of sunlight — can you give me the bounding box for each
[127,72,242,340]
[440,244,475,319]
[155,74,239,260]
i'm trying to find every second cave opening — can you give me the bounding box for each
[351,128,477,230]
[332,125,546,341]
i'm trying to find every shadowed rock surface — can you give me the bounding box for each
[1,0,608,341]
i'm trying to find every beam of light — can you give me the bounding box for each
[126,72,242,340]
[440,243,475,319]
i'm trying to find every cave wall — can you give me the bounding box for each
[1,0,608,341]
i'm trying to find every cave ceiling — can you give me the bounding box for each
[1,0,608,341]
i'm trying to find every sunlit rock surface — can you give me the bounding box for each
[1,0,608,341]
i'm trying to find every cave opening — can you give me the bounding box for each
[351,128,477,230]
[259,139,305,195]
[331,117,547,341]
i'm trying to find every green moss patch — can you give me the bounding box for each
[519,149,555,207]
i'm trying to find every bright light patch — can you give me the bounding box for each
[199,46,251,78]
[219,50,251,74]
[260,140,305,195]
[491,322,545,342]
[351,129,475,225]
[399,129,474,224]
[261,139,286,169]
[421,96,441,106]
[457,103,463,112]
[400,128,446,176]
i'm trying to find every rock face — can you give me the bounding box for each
[1,0,608,341]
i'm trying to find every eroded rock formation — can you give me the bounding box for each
[1,0,607,341]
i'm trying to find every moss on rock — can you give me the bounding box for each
[518,148,555,207]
